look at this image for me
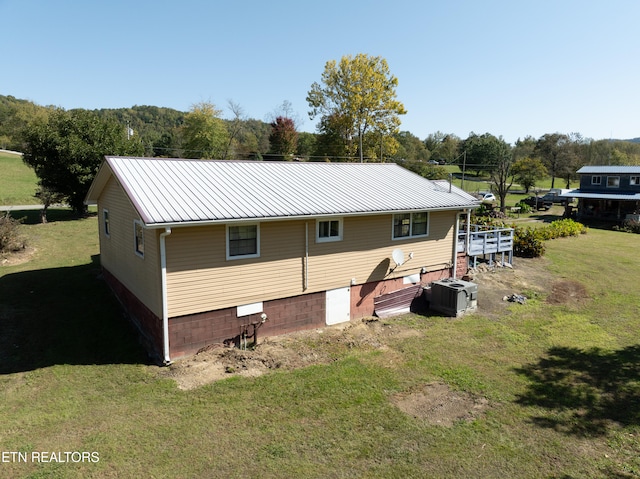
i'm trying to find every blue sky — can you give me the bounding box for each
[2,0,639,144]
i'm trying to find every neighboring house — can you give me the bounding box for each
[85,157,479,363]
[565,166,640,221]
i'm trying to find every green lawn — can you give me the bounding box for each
[1,211,639,478]
[0,152,39,206]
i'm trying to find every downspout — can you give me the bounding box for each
[304,222,309,291]
[452,211,460,279]
[466,208,471,255]
[160,227,172,364]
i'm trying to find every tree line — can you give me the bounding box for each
[1,53,640,215]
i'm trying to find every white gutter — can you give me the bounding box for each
[160,227,172,364]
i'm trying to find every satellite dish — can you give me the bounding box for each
[392,248,405,266]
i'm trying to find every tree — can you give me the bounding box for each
[181,101,229,159]
[296,132,317,160]
[512,136,537,161]
[307,53,406,162]
[268,116,298,160]
[461,132,506,176]
[311,112,353,161]
[534,133,571,189]
[393,131,430,162]
[22,108,143,214]
[223,100,247,160]
[511,157,548,193]
[486,137,514,212]
[34,184,65,223]
[424,132,461,164]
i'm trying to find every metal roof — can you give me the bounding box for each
[563,189,640,201]
[577,165,640,174]
[86,157,479,227]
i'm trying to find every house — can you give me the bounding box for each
[85,157,480,363]
[565,166,640,221]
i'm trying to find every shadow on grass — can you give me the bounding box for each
[527,212,565,223]
[515,345,640,436]
[5,208,95,225]
[0,254,148,374]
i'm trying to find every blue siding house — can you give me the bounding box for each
[566,166,640,221]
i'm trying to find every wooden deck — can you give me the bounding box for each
[458,225,514,267]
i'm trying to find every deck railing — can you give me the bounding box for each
[458,225,514,266]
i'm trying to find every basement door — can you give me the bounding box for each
[326,286,351,325]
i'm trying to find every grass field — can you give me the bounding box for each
[0,152,39,205]
[1,208,639,477]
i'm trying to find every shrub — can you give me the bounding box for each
[515,201,532,214]
[0,213,27,254]
[514,226,546,257]
[543,219,588,240]
[512,219,586,258]
[487,210,508,219]
[614,219,640,234]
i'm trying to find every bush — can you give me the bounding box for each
[513,219,586,258]
[514,226,546,257]
[614,219,640,234]
[0,213,27,254]
[515,201,532,214]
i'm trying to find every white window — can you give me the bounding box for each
[103,209,110,237]
[227,224,260,259]
[607,176,620,188]
[591,176,601,185]
[630,176,640,185]
[134,220,144,257]
[392,212,429,239]
[316,218,343,242]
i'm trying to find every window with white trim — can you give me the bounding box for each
[591,175,601,185]
[227,224,260,259]
[134,220,144,257]
[316,218,343,242]
[631,176,640,185]
[103,209,110,237]
[392,212,429,239]
[607,176,620,188]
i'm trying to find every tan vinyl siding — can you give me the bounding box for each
[307,212,454,291]
[98,176,162,317]
[165,211,457,317]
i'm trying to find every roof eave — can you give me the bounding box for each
[142,205,479,229]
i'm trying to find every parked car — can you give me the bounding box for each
[476,192,496,203]
[541,188,574,205]
[522,195,552,210]
[427,160,439,165]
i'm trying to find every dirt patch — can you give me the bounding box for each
[546,280,590,305]
[1,246,36,267]
[391,382,490,426]
[466,256,553,317]
[158,319,421,390]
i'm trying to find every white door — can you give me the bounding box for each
[326,287,351,325]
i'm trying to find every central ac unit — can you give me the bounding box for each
[427,279,478,317]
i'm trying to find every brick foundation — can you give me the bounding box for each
[168,291,326,360]
[102,268,164,361]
